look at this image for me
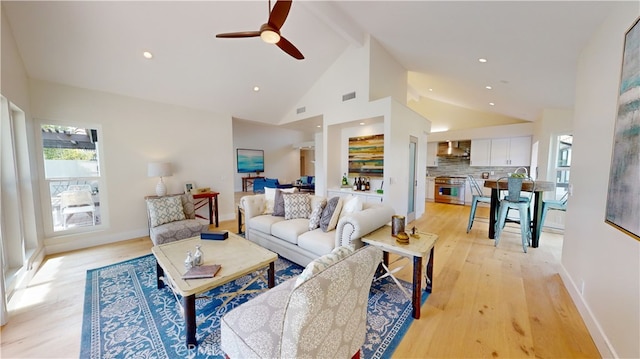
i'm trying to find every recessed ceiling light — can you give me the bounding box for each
[143,51,153,59]
[478,58,487,63]
[485,86,492,90]
[489,102,495,106]
[359,122,365,126]
[253,86,260,92]
[316,125,321,128]
[428,88,433,92]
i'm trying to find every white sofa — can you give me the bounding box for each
[240,193,394,267]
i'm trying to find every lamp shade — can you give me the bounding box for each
[148,162,172,178]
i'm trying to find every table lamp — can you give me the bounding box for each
[148,162,172,196]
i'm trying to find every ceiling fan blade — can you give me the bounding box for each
[276,36,304,60]
[268,0,292,30]
[216,31,261,38]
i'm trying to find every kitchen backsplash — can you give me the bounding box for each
[427,156,531,179]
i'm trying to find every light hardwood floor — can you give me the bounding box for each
[0,201,600,358]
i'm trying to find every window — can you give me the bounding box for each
[552,134,572,200]
[40,124,104,233]
[1,96,39,323]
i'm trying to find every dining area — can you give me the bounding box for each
[470,175,560,252]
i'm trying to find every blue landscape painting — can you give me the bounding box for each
[237,149,264,173]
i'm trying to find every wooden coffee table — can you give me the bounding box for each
[362,225,438,319]
[151,232,277,347]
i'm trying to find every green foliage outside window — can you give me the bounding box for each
[43,148,96,161]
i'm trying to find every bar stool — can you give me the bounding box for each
[494,176,534,253]
[466,175,491,233]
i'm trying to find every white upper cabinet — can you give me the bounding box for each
[426,142,438,167]
[470,139,491,166]
[491,136,531,166]
[471,136,531,167]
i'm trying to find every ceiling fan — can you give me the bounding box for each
[216,0,304,60]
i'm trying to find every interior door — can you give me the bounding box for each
[407,136,418,222]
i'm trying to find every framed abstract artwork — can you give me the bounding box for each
[605,17,640,241]
[348,134,384,177]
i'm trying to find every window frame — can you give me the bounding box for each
[36,120,108,237]
[550,133,572,201]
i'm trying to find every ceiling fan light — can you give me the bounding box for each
[261,30,280,44]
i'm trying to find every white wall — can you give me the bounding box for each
[281,40,371,125]
[369,36,407,104]
[28,80,236,253]
[532,108,573,182]
[562,4,639,358]
[232,120,306,191]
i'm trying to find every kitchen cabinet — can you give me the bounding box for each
[470,139,491,166]
[426,142,438,167]
[426,177,435,201]
[490,136,531,166]
[470,136,531,167]
[327,189,383,203]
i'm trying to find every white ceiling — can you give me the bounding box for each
[2,1,619,130]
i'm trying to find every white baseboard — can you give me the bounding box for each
[558,264,617,358]
[44,228,149,254]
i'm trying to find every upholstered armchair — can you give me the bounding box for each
[145,193,209,245]
[221,245,383,359]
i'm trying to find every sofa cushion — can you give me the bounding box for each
[320,197,343,232]
[248,215,286,234]
[339,195,363,219]
[294,245,355,287]
[147,196,186,227]
[298,229,336,257]
[283,193,311,220]
[308,199,327,231]
[150,219,208,245]
[264,187,296,214]
[180,194,196,219]
[271,218,310,245]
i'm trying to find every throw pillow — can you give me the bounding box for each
[180,193,196,219]
[294,245,355,288]
[308,199,327,231]
[147,196,186,227]
[283,193,311,220]
[269,187,297,216]
[326,197,344,231]
[339,195,363,219]
[263,187,277,214]
[320,196,343,232]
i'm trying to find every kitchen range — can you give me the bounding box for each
[434,176,467,205]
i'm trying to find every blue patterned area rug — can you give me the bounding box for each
[81,254,428,359]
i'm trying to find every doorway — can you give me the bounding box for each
[407,136,418,222]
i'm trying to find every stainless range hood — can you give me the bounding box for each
[437,140,471,157]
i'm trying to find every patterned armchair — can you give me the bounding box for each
[221,245,382,359]
[145,193,209,245]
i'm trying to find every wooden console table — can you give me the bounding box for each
[242,176,264,192]
[192,191,219,227]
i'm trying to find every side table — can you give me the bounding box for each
[362,225,438,319]
[242,176,264,192]
[192,191,219,227]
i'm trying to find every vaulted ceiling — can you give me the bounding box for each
[2,1,619,130]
